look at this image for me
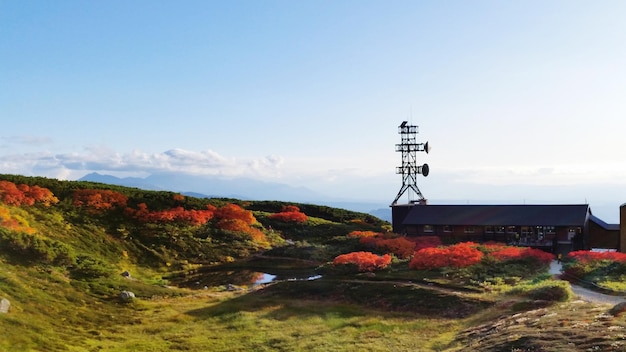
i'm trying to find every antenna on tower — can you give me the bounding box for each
[391,121,431,206]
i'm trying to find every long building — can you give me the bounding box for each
[391,203,623,255]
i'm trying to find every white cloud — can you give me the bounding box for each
[0,147,287,180]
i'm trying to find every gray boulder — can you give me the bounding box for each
[0,298,10,313]
[119,291,136,302]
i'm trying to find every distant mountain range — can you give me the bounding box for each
[78,172,392,222]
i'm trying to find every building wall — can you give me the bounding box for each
[620,204,626,252]
[391,204,415,233]
[403,224,585,253]
[587,221,619,250]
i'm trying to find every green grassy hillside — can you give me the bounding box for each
[1,174,626,351]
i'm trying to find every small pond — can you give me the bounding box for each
[168,259,322,289]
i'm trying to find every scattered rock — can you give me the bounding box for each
[119,291,136,302]
[0,298,10,313]
[226,284,241,291]
[609,302,626,316]
[121,271,131,278]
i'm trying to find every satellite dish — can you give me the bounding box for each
[421,163,429,177]
[424,141,431,154]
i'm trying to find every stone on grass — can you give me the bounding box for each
[0,298,10,313]
[609,302,626,316]
[119,291,136,302]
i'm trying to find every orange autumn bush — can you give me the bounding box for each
[0,181,58,207]
[410,236,443,250]
[0,205,36,234]
[409,242,483,270]
[132,203,215,226]
[487,245,554,265]
[214,204,265,243]
[348,230,381,238]
[352,231,416,259]
[268,205,307,223]
[333,251,392,272]
[73,189,128,212]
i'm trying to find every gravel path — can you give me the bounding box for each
[549,260,626,305]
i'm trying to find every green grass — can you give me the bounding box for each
[0,258,478,352]
[72,287,467,352]
[4,175,626,351]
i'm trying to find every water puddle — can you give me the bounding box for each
[168,264,321,289]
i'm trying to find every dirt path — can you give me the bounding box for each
[549,260,626,305]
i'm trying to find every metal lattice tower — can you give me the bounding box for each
[391,121,430,205]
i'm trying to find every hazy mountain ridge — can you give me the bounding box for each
[79,172,392,221]
[80,172,321,201]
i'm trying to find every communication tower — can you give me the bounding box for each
[391,121,431,205]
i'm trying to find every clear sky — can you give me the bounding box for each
[2,1,626,222]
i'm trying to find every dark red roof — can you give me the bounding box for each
[401,204,590,227]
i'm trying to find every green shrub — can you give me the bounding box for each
[70,256,114,279]
[0,228,74,265]
[508,280,573,302]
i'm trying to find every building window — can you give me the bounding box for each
[568,227,580,240]
[443,225,452,233]
[423,225,434,233]
[545,226,555,234]
[464,226,475,233]
[485,226,494,233]
[496,226,505,233]
[507,226,516,234]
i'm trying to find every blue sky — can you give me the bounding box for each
[2,1,626,222]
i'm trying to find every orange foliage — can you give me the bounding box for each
[0,205,35,234]
[133,205,215,226]
[567,250,626,264]
[333,251,392,272]
[372,237,416,259]
[214,204,265,243]
[348,230,380,238]
[281,205,301,213]
[214,204,256,225]
[409,242,483,270]
[352,232,416,259]
[216,218,250,232]
[410,236,443,250]
[484,244,554,265]
[73,189,128,212]
[268,205,308,223]
[0,181,58,207]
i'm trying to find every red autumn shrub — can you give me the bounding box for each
[268,205,308,223]
[353,232,415,259]
[489,246,554,265]
[214,204,256,225]
[490,246,525,261]
[348,231,381,238]
[409,242,483,270]
[567,250,626,264]
[135,206,215,226]
[212,204,265,243]
[0,181,58,207]
[410,236,443,250]
[377,237,417,259]
[73,189,128,212]
[333,251,392,272]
